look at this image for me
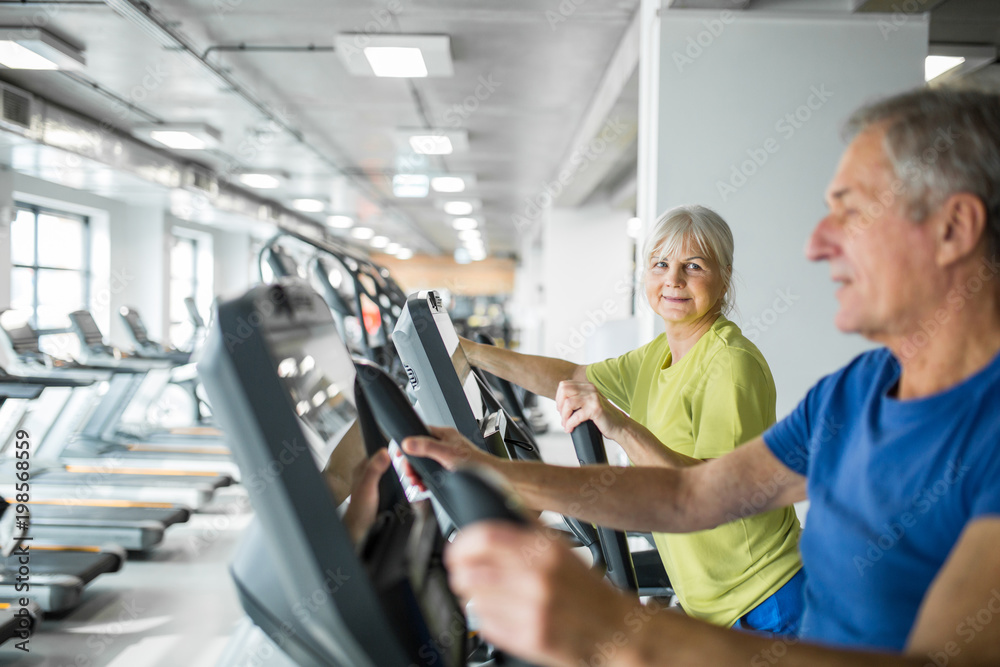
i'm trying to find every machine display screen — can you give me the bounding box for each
[267,321,358,467]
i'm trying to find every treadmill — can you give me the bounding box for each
[0,381,190,550]
[0,497,125,613]
[0,367,231,510]
[117,306,192,364]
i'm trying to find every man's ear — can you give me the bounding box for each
[936,192,988,267]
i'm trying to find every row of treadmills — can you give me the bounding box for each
[186,232,671,666]
[0,298,234,649]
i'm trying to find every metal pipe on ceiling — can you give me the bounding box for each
[102,0,441,253]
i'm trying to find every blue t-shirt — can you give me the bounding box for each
[764,348,1000,651]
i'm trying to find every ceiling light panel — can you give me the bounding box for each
[432,176,465,193]
[351,227,375,240]
[327,215,354,229]
[451,217,478,230]
[335,34,453,77]
[444,201,474,216]
[0,28,85,70]
[393,174,429,198]
[133,123,221,151]
[292,198,326,213]
[398,129,469,155]
[238,173,282,189]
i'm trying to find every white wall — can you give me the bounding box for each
[653,9,927,416]
[542,204,634,364]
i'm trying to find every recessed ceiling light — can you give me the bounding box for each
[454,247,471,264]
[468,246,487,261]
[393,174,429,198]
[400,129,469,156]
[327,215,354,229]
[238,173,281,189]
[444,201,474,216]
[432,176,466,193]
[370,235,390,248]
[925,55,965,81]
[458,229,481,241]
[351,227,375,240]
[409,135,453,154]
[292,198,326,213]
[395,248,414,260]
[336,34,453,77]
[0,28,85,70]
[452,217,478,231]
[386,243,401,254]
[364,47,427,77]
[134,123,221,150]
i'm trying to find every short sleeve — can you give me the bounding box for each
[970,452,1000,519]
[586,337,660,413]
[764,392,816,477]
[690,350,775,460]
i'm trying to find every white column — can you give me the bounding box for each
[542,205,634,364]
[645,4,927,415]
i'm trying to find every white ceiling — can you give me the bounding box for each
[0,0,641,255]
[0,0,996,257]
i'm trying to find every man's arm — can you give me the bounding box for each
[461,337,587,400]
[403,428,806,533]
[447,518,1000,667]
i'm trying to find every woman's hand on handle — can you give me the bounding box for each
[556,380,628,441]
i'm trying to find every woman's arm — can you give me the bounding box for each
[555,381,701,468]
[462,337,587,400]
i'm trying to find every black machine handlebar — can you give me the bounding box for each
[570,421,639,591]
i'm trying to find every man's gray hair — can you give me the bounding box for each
[845,88,1000,256]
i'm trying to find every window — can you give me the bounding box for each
[10,204,90,332]
[168,235,198,348]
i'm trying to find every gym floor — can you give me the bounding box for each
[0,488,252,667]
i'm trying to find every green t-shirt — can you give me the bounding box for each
[586,316,802,627]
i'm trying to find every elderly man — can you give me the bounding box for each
[403,88,1000,666]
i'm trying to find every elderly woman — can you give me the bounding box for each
[405,205,804,635]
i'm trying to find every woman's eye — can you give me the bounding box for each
[652,260,667,269]
[685,263,702,271]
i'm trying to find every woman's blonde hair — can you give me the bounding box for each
[641,204,735,316]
